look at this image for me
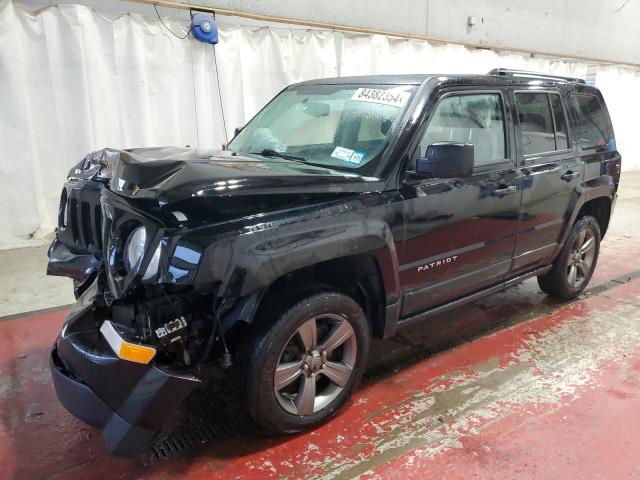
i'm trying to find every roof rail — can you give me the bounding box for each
[488,68,586,84]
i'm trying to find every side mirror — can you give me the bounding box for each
[414,142,474,179]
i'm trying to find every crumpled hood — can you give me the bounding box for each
[72,147,382,205]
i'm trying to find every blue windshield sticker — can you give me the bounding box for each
[609,138,616,150]
[348,151,365,165]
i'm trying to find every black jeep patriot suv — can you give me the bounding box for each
[48,69,621,455]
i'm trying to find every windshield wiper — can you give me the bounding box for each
[250,149,307,163]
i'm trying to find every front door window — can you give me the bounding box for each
[416,93,507,168]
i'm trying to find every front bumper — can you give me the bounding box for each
[50,346,157,456]
[50,285,201,456]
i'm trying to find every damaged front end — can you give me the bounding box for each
[50,279,202,455]
[47,149,232,455]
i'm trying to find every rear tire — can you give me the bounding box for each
[244,290,370,433]
[537,215,601,299]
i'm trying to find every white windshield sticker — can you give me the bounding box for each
[331,146,355,162]
[351,88,410,108]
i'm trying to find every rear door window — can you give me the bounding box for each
[569,94,610,150]
[514,92,559,155]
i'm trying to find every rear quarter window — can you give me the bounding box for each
[569,93,611,150]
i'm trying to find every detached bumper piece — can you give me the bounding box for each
[47,239,102,297]
[50,303,200,456]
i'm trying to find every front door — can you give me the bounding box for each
[399,89,523,317]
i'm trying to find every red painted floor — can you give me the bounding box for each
[2,239,640,479]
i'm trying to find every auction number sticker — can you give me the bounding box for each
[351,88,410,108]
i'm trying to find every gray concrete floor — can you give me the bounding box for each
[0,172,638,318]
[0,244,74,317]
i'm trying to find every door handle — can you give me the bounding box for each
[492,185,518,197]
[561,171,581,181]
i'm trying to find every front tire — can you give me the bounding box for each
[538,215,601,299]
[245,291,370,433]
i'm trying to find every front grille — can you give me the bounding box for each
[58,183,103,255]
[69,198,102,250]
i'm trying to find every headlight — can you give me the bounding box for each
[124,227,161,280]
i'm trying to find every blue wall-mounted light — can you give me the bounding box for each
[190,11,219,44]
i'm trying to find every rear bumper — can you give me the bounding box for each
[50,285,201,456]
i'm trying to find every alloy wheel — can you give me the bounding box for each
[273,314,357,416]
[566,227,596,289]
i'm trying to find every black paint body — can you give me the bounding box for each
[47,73,621,455]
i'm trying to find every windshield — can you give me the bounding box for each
[227,84,417,172]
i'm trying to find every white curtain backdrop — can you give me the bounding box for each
[0,1,337,249]
[216,26,338,140]
[593,66,640,176]
[0,1,637,250]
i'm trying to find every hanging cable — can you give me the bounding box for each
[189,37,201,149]
[154,4,190,39]
[211,31,229,145]
[153,5,227,145]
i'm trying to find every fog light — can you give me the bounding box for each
[100,320,156,364]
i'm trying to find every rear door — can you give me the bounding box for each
[510,89,584,273]
[399,88,522,317]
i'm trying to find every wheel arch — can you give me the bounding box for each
[575,196,612,238]
[221,254,390,340]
